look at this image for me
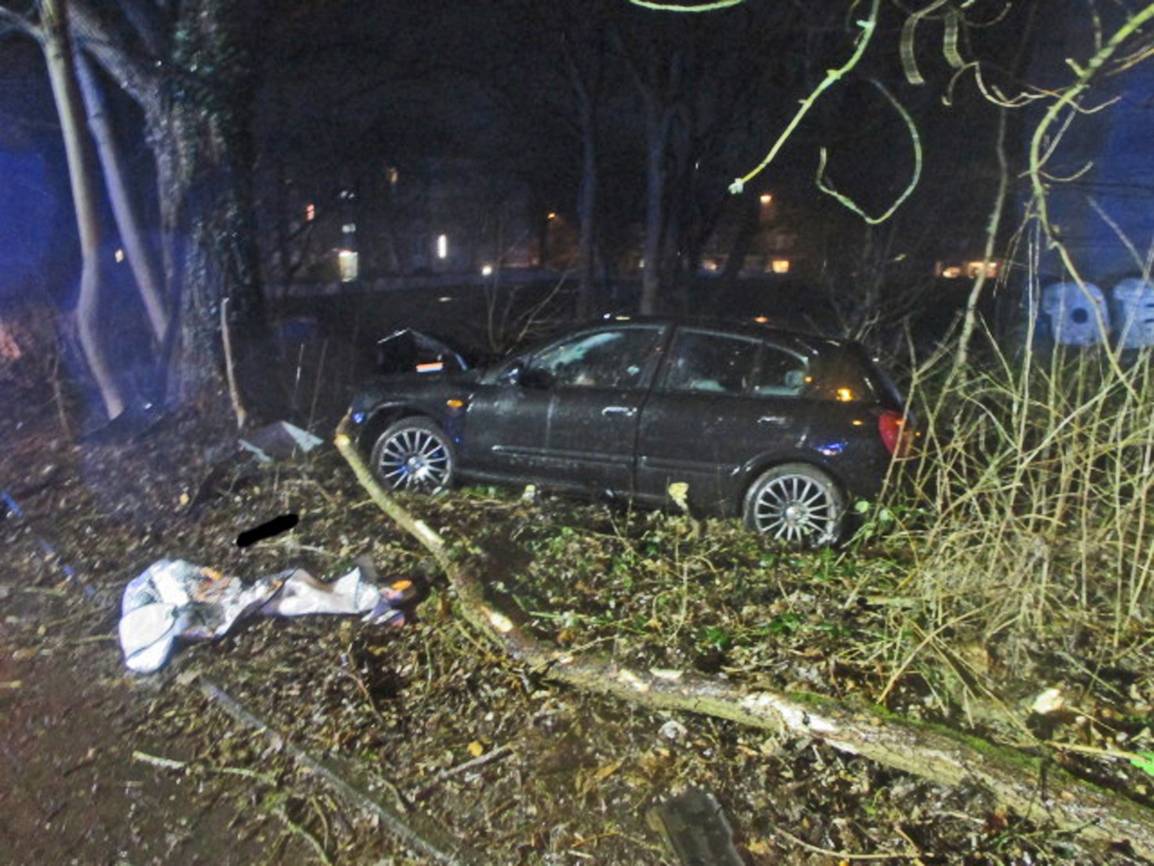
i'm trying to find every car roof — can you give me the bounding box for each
[588,315,849,355]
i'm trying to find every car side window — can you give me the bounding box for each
[808,348,879,403]
[528,327,662,389]
[750,345,810,397]
[661,330,760,395]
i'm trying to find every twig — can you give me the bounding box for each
[220,297,248,431]
[133,750,187,770]
[728,0,880,194]
[771,824,922,861]
[815,79,922,225]
[275,808,332,866]
[412,745,514,801]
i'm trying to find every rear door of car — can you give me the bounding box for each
[635,327,812,513]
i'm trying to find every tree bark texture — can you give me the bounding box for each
[71,0,266,411]
[333,415,1154,860]
[565,35,601,321]
[575,92,598,320]
[158,0,264,405]
[74,50,169,346]
[41,0,126,420]
[639,102,671,316]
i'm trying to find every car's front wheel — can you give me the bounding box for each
[743,463,845,546]
[370,418,455,493]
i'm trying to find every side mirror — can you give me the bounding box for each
[497,360,553,389]
[497,360,524,386]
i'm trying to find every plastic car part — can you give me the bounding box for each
[370,417,456,492]
[742,462,846,545]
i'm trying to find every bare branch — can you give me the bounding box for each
[729,0,881,195]
[68,0,159,112]
[625,0,744,11]
[117,0,167,58]
[0,4,39,40]
[815,79,923,224]
[899,0,951,86]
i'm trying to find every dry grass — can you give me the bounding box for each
[873,326,1154,685]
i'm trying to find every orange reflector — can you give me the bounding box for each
[446,398,465,409]
[390,579,413,591]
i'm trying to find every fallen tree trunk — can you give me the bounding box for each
[334,416,1154,860]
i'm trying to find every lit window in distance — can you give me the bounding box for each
[338,249,358,282]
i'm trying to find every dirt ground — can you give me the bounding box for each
[1,378,1151,865]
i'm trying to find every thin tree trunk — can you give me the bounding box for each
[566,37,601,321]
[954,116,1010,373]
[575,99,598,319]
[41,0,125,420]
[719,192,759,290]
[640,105,669,315]
[73,50,168,346]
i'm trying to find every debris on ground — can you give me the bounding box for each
[118,559,411,672]
[238,420,324,462]
[3,381,1152,864]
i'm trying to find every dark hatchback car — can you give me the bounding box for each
[348,319,908,544]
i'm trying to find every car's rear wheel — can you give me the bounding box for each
[370,418,455,493]
[743,463,845,546]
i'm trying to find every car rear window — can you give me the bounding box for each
[808,346,882,404]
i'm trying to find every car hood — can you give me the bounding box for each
[376,328,474,375]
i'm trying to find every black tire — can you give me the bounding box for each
[742,462,846,546]
[369,417,455,493]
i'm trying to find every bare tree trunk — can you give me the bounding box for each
[41,0,125,420]
[153,0,265,410]
[575,98,598,319]
[640,103,670,315]
[71,0,268,416]
[73,50,168,346]
[566,38,601,321]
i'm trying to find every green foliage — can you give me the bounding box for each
[1132,752,1154,778]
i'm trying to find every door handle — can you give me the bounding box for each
[602,405,637,418]
[758,415,787,426]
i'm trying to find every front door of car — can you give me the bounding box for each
[534,324,666,493]
[462,325,667,492]
[460,364,554,479]
[636,328,812,513]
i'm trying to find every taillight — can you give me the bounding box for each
[878,410,912,457]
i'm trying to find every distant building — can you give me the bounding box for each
[262,157,548,292]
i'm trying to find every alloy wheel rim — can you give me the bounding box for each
[753,474,834,543]
[378,429,450,491]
